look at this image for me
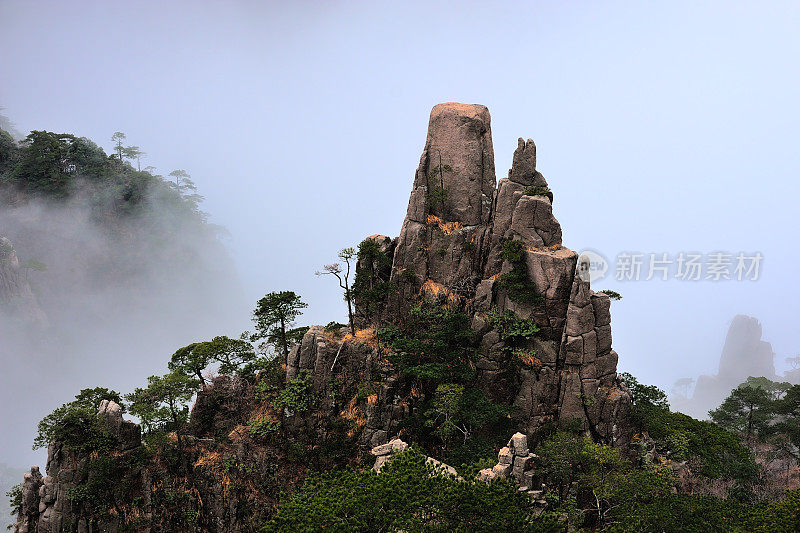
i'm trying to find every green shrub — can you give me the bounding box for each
[425,384,511,445]
[497,240,541,304]
[248,417,281,440]
[536,430,676,530]
[523,185,551,198]
[426,163,451,213]
[286,326,310,345]
[378,301,512,459]
[743,489,800,532]
[379,301,477,383]
[6,483,22,519]
[598,289,622,300]
[324,321,346,335]
[609,493,747,533]
[274,372,315,415]
[33,387,124,451]
[620,373,758,482]
[263,447,562,532]
[485,307,540,343]
[666,431,690,461]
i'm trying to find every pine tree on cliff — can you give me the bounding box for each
[253,291,308,356]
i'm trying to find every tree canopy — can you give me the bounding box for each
[126,371,200,435]
[252,291,308,357]
[169,335,256,384]
[33,387,124,451]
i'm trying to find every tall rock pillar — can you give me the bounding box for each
[389,103,496,307]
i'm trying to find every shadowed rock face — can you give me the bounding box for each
[0,235,47,328]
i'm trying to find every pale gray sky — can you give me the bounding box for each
[2,1,799,464]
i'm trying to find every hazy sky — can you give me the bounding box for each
[2,1,800,462]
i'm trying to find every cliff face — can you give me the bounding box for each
[15,401,142,533]
[293,102,631,446]
[0,235,47,328]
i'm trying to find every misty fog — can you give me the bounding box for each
[0,177,247,466]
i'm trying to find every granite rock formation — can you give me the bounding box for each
[13,103,634,532]
[370,438,458,477]
[352,102,631,445]
[14,401,141,533]
[280,105,630,455]
[477,432,539,489]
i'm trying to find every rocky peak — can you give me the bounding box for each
[349,103,629,445]
[98,399,141,450]
[717,315,775,381]
[509,138,545,186]
[415,102,495,226]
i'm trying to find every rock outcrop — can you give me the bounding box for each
[370,438,459,477]
[0,235,47,327]
[14,466,43,533]
[285,325,410,447]
[716,315,777,383]
[351,102,631,446]
[477,432,539,488]
[14,400,141,533]
[13,103,634,532]
[389,103,495,304]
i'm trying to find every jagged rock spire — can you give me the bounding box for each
[509,138,546,187]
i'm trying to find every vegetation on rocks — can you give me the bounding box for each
[426,163,451,215]
[621,372,758,482]
[598,289,622,301]
[497,239,542,304]
[263,447,559,533]
[12,104,800,533]
[251,291,308,356]
[523,185,551,198]
[0,129,207,225]
[351,237,395,324]
[33,387,124,451]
